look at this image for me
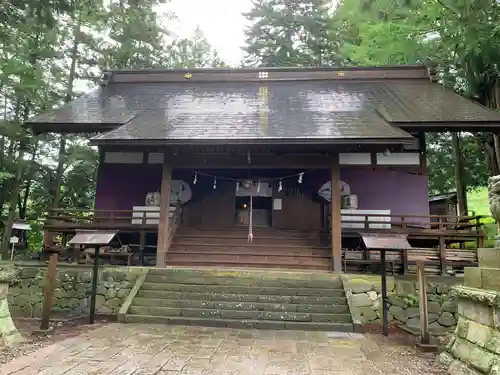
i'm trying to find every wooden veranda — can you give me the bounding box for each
[43,207,486,275]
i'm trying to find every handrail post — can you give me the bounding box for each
[417,260,430,345]
[40,248,59,332]
[176,202,182,224]
[439,235,446,275]
[380,249,389,337]
[401,248,408,275]
[139,230,146,266]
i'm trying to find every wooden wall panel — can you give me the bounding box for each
[182,181,235,228]
[182,180,321,231]
[272,192,322,231]
[202,182,235,227]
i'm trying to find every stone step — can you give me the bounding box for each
[132,297,350,314]
[129,305,352,323]
[123,314,354,332]
[140,281,345,297]
[144,273,343,289]
[136,290,348,305]
[130,306,181,316]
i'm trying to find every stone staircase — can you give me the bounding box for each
[120,268,354,332]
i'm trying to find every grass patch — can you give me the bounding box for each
[447,187,497,247]
[467,187,496,233]
[468,187,489,216]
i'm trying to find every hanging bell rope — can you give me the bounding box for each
[248,195,253,243]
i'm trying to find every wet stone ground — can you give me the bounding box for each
[0,323,448,375]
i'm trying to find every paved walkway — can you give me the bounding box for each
[0,324,444,375]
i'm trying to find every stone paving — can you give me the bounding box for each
[0,324,445,375]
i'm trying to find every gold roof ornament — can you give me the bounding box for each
[184,72,193,79]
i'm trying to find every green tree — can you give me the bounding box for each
[333,0,500,208]
[99,0,173,70]
[427,133,488,195]
[168,27,228,68]
[0,0,230,254]
[243,0,342,67]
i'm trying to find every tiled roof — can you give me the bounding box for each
[90,81,413,144]
[27,66,500,142]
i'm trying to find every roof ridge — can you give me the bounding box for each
[103,65,431,85]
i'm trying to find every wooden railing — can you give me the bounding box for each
[45,207,177,229]
[166,204,182,251]
[343,247,478,275]
[45,209,488,233]
[335,213,487,232]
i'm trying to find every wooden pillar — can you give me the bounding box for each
[331,153,342,273]
[418,132,428,174]
[89,245,100,324]
[156,160,172,268]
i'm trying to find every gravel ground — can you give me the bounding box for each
[0,317,111,365]
[364,327,449,375]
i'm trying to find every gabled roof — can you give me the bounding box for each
[27,65,500,145]
[429,192,457,202]
[90,81,414,145]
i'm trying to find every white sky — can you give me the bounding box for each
[165,0,253,66]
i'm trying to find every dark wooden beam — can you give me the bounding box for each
[99,143,408,156]
[156,159,172,267]
[107,65,429,84]
[331,153,342,273]
[169,153,331,169]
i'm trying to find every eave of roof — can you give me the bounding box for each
[25,64,500,138]
[89,136,414,147]
[429,192,457,202]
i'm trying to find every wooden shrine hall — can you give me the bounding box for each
[28,65,500,273]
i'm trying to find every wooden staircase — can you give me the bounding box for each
[167,227,332,270]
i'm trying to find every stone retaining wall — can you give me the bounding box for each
[440,286,500,375]
[342,275,460,333]
[2,265,142,318]
[440,249,500,375]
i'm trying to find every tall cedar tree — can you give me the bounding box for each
[0,0,229,252]
[242,0,343,67]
